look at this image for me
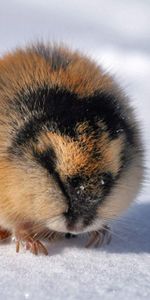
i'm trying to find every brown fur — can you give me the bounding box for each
[0,46,115,102]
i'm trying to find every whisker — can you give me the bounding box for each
[98,225,126,243]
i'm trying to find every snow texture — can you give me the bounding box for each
[0,0,150,299]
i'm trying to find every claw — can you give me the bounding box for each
[31,241,38,255]
[37,241,48,255]
[85,225,111,248]
[16,240,20,253]
[14,223,64,255]
[14,224,49,256]
[16,237,48,256]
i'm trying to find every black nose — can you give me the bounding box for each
[64,202,96,231]
[64,206,92,232]
[64,209,80,231]
[64,209,78,223]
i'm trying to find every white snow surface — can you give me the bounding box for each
[0,1,150,299]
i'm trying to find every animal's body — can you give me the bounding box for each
[0,43,143,254]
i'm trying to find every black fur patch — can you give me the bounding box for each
[68,175,83,189]
[33,148,56,174]
[14,118,41,147]
[100,172,115,197]
[64,171,115,227]
[11,86,135,150]
[64,197,98,228]
[33,147,70,200]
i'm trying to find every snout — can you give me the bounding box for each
[64,205,95,233]
[64,209,83,232]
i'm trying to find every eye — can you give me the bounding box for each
[100,172,113,187]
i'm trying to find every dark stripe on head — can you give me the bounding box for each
[33,147,56,174]
[33,147,70,200]
[11,86,136,151]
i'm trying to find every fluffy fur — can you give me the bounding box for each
[0,43,143,250]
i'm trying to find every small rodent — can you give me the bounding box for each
[0,43,143,255]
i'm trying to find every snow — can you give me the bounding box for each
[0,0,150,299]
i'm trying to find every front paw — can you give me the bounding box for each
[15,237,48,256]
[14,223,49,255]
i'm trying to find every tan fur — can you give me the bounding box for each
[98,155,143,220]
[0,157,67,230]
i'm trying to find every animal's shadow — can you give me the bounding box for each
[103,201,150,254]
[47,201,150,255]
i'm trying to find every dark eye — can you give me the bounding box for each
[100,172,113,187]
